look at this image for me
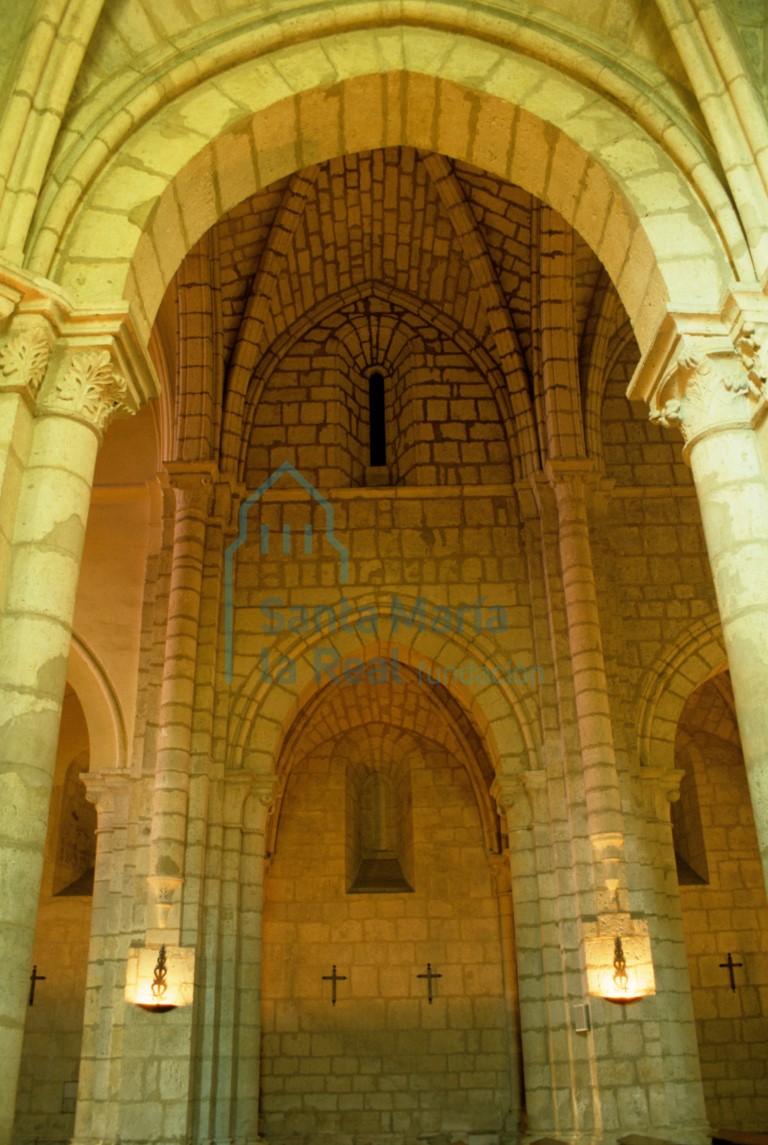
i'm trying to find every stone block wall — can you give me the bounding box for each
[261,723,515,1144]
[15,352,766,1144]
[675,678,768,1130]
[226,485,532,706]
[12,689,92,1145]
[244,321,512,492]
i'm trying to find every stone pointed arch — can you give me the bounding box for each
[230,279,523,480]
[38,23,740,356]
[225,595,542,786]
[264,673,506,862]
[636,614,727,773]
[66,632,127,771]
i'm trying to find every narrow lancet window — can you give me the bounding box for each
[369,372,386,467]
[347,767,413,894]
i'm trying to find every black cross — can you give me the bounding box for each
[417,963,442,1004]
[29,965,46,1006]
[322,965,347,1006]
[719,952,743,992]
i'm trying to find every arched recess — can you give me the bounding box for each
[37,24,740,355]
[226,595,542,789]
[635,613,727,773]
[670,670,768,1129]
[13,674,100,1142]
[66,633,127,771]
[263,660,510,864]
[236,283,520,485]
[256,651,526,1140]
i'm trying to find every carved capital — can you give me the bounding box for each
[165,462,218,519]
[147,875,183,903]
[649,331,764,447]
[487,849,512,896]
[251,773,279,809]
[736,322,768,390]
[493,769,548,830]
[546,458,600,498]
[633,767,685,822]
[0,325,53,397]
[223,772,278,827]
[82,771,131,831]
[491,774,518,813]
[39,348,135,433]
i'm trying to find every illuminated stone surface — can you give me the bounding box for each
[2,4,768,1145]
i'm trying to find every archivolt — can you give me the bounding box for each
[66,632,128,771]
[228,280,526,480]
[31,23,740,351]
[226,593,542,783]
[636,614,727,774]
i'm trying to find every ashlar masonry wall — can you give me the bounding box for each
[260,712,517,1144]
[599,378,768,1134]
[12,689,93,1145]
[675,678,768,1131]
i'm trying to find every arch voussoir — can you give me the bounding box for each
[43,27,735,353]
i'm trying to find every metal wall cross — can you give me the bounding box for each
[29,965,46,1006]
[322,964,347,1006]
[719,952,743,992]
[417,963,442,1004]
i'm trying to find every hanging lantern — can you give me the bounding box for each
[125,944,195,1012]
[583,917,656,1004]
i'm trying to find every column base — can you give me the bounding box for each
[522,1127,712,1145]
[70,1139,270,1145]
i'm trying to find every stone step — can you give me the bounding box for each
[417,1134,501,1145]
[619,1136,687,1145]
[712,1133,768,1145]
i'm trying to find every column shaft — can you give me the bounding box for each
[489,852,524,1134]
[0,318,151,1145]
[148,467,213,934]
[687,423,768,884]
[0,410,98,1145]
[636,320,768,890]
[235,795,271,1144]
[0,391,34,600]
[551,470,626,903]
[73,774,131,1144]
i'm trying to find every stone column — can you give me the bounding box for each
[147,463,215,940]
[546,461,628,914]
[629,769,709,1133]
[235,776,277,1145]
[201,774,252,1144]
[0,328,154,1145]
[630,303,768,890]
[192,772,274,1144]
[488,849,524,1136]
[73,772,132,1145]
[0,317,53,598]
[493,769,581,1140]
[512,480,603,1139]
[631,764,709,1122]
